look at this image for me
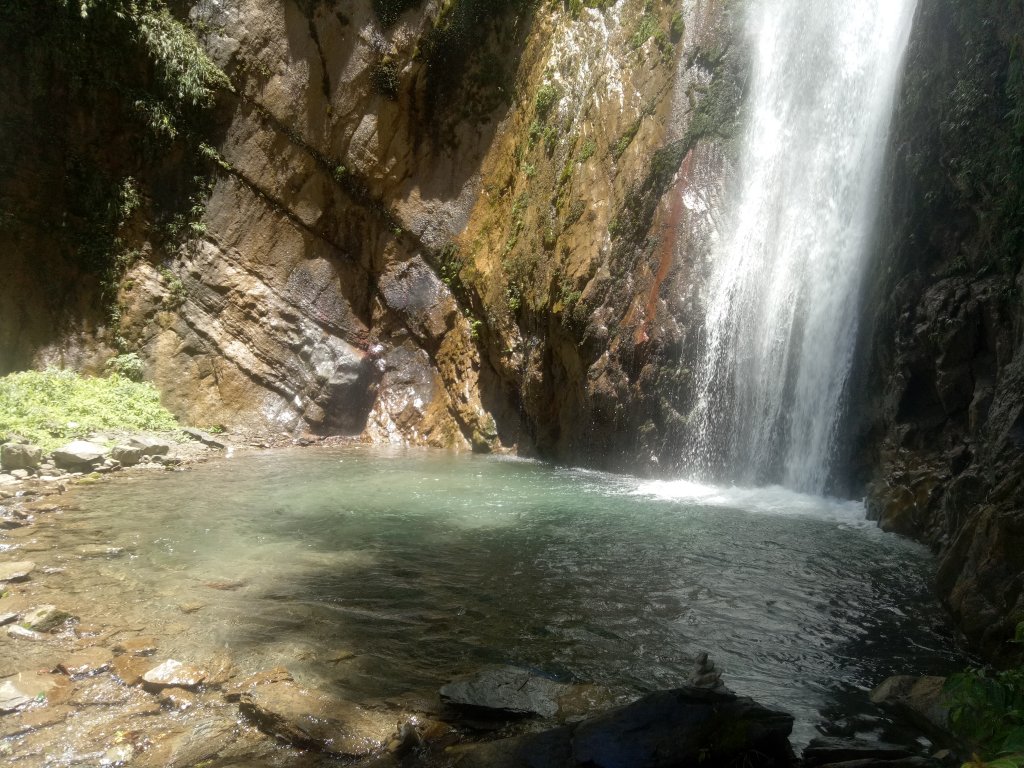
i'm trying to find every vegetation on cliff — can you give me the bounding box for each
[0,0,227,304]
[0,369,178,452]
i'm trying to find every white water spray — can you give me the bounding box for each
[686,0,918,492]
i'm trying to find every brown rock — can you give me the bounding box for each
[57,646,113,677]
[223,666,293,701]
[142,659,207,690]
[0,560,35,582]
[239,679,396,757]
[113,635,159,656]
[111,655,149,685]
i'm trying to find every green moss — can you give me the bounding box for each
[372,0,423,27]
[372,57,401,100]
[0,369,179,451]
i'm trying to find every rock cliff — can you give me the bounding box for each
[851,0,1024,662]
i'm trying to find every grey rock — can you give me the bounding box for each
[52,440,109,469]
[127,435,171,456]
[0,560,35,582]
[111,445,144,465]
[10,469,30,480]
[440,667,572,718]
[0,680,33,712]
[8,625,47,641]
[1,443,42,470]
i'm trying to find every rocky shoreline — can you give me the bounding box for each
[0,434,971,767]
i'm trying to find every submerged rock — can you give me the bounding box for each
[238,679,396,757]
[0,560,35,582]
[440,666,572,719]
[0,671,72,712]
[142,659,206,689]
[57,646,113,677]
[448,686,794,768]
[20,604,71,632]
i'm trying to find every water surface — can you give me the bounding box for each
[63,446,963,745]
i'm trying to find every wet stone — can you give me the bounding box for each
[0,671,73,712]
[20,604,71,632]
[8,624,47,641]
[0,704,71,738]
[440,666,572,719]
[75,544,126,558]
[114,636,159,656]
[160,686,198,710]
[0,560,35,582]
[0,611,18,626]
[239,679,397,757]
[142,659,206,689]
[57,646,113,677]
[113,655,157,686]
[223,666,292,702]
[70,677,132,706]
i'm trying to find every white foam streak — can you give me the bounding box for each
[631,479,868,524]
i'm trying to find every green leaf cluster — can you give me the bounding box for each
[0,369,179,452]
[945,665,1024,768]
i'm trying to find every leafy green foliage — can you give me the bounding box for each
[945,667,1024,767]
[0,0,227,308]
[104,352,145,381]
[0,370,179,451]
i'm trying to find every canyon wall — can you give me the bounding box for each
[852,0,1024,662]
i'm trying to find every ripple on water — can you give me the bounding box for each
[53,446,965,746]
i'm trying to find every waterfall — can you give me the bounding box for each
[685,0,918,493]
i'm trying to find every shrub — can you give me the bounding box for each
[0,369,179,451]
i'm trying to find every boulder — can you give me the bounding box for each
[0,443,42,470]
[52,440,108,469]
[126,435,171,455]
[440,667,572,718]
[238,679,396,757]
[110,445,144,466]
[447,686,794,768]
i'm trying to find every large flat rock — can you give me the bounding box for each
[440,667,572,718]
[448,686,795,768]
[52,440,109,469]
[239,679,396,757]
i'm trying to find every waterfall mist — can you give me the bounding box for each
[685,0,918,493]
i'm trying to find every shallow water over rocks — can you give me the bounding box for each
[0,446,967,762]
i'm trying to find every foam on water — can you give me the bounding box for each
[631,479,868,524]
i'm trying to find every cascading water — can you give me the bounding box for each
[685,0,918,492]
